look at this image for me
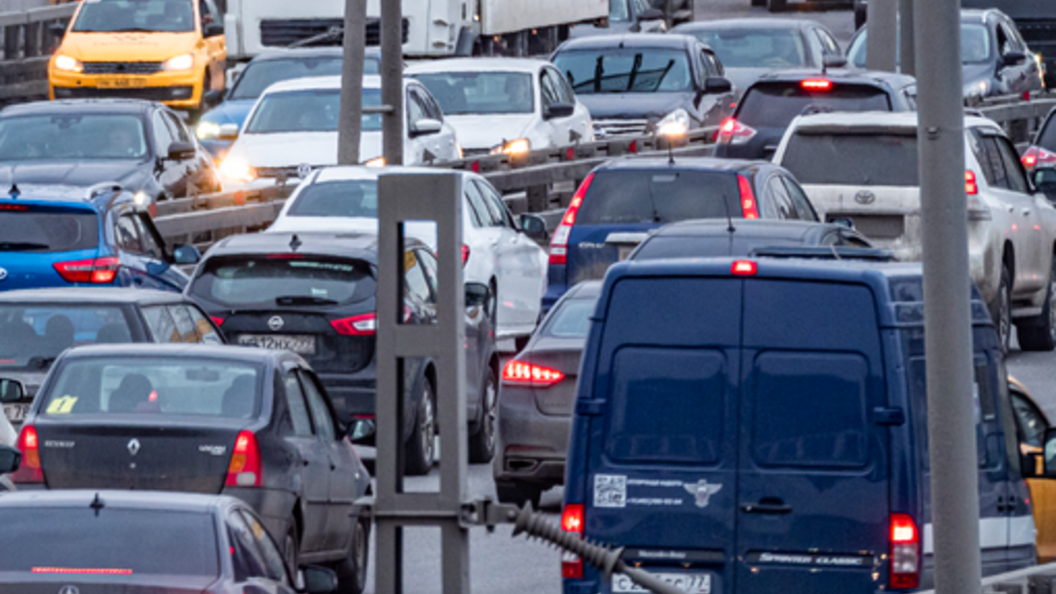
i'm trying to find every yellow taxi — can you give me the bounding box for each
[1009,377,1056,563]
[49,0,226,114]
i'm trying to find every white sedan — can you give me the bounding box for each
[266,166,549,342]
[406,58,593,157]
[219,75,461,189]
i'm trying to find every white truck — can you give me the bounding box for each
[222,0,608,61]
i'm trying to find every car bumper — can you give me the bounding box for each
[49,66,206,109]
[223,486,297,542]
[495,386,570,487]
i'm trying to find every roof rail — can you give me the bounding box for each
[749,246,897,262]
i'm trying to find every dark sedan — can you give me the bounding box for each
[568,0,667,38]
[5,343,371,594]
[1021,107,1056,173]
[550,34,734,139]
[0,488,337,594]
[0,99,221,203]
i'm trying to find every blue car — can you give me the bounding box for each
[0,184,199,293]
[195,48,382,159]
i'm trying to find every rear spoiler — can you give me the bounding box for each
[750,246,897,262]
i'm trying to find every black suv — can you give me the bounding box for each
[186,232,500,475]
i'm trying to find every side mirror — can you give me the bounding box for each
[49,22,67,39]
[172,243,201,265]
[465,282,491,308]
[0,379,26,403]
[519,213,548,240]
[1003,51,1028,67]
[204,21,225,37]
[0,445,20,475]
[639,7,665,20]
[703,76,733,94]
[298,565,338,594]
[167,141,196,161]
[543,102,575,120]
[410,118,443,137]
[349,419,376,443]
[1043,427,1056,477]
[823,55,848,69]
[202,89,224,108]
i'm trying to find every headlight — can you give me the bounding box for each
[490,138,531,156]
[163,53,194,72]
[963,80,989,97]
[656,109,690,138]
[364,157,386,167]
[54,54,83,73]
[196,121,222,140]
[219,157,256,182]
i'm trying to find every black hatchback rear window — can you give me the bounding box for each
[0,206,98,253]
[576,170,741,225]
[737,82,891,129]
[191,255,375,309]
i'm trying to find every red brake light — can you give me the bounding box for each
[502,360,565,388]
[561,504,585,579]
[801,78,833,91]
[715,117,757,145]
[266,253,304,259]
[731,260,757,276]
[965,170,978,195]
[1022,146,1056,171]
[210,316,225,327]
[226,430,262,487]
[331,313,377,336]
[738,175,759,220]
[889,513,920,589]
[550,172,595,266]
[462,244,470,266]
[53,257,120,284]
[11,424,43,484]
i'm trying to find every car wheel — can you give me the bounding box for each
[1017,257,1056,351]
[283,522,300,578]
[496,480,543,510]
[468,367,498,464]
[767,0,786,13]
[992,265,1013,354]
[332,518,370,594]
[403,381,436,476]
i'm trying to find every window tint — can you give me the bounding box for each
[115,214,145,254]
[412,72,534,115]
[407,89,428,128]
[816,28,840,55]
[737,83,891,129]
[164,112,191,144]
[283,371,314,436]
[228,512,269,582]
[977,135,1011,189]
[540,71,560,107]
[416,249,440,295]
[782,176,818,220]
[477,181,515,228]
[0,207,98,253]
[288,180,378,218]
[142,305,179,343]
[464,180,496,226]
[994,136,1030,193]
[229,57,346,101]
[0,305,132,369]
[781,132,919,186]
[247,89,381,134]
[0,114,149,161]
[191,256,375,309]
[688,28,808,69]
[133,215,165,259]
[72,0,195,33]
[300,371,335,441]
[239,511,289,583]
[848,24,991,67]
[418,87,444,121]
[543,298,596,339]
[186,305,223,344]
[152,112,176,156]
[549,68,576,104]
[576,170,742,225]
[766,176,795,219]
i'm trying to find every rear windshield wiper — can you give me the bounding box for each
[0,242,50,251]
[276,295,340,306]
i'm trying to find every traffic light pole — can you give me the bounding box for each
[337,0,366,165]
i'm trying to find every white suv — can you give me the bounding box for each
[266,166,549,343]
[774,111,1056,352]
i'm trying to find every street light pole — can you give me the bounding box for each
[381,0,404,165]
[337,0,367,165]
[866,0,897,72]
[899,0,915,76]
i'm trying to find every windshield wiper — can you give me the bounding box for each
[276,295,340,306]
[0,242,50,251]
[626,53,644,92]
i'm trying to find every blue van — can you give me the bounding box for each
[562,257,1037,593]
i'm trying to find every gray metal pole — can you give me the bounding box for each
[914,2,982,594]
[380,0,404,165]
[899,0,915,76]
[337,0,367,165]
[866,0,897,72]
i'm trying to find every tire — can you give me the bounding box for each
[468,367,498,464]
[992,265,1013,354]
[1017,257,1056,351]
[496,480,543,510]
[767,0,786,13]
[283,522,300,578]
[403,381,436,476]
[332,518,370,594]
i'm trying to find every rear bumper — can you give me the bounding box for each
[495,385,571,487]
[223,486,297,542]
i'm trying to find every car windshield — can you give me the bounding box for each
[688,28,808,68]
[245,88,381,133]
[288,180,379,217]
[848,23,992,66]
[554,48,694,93]
[71,0,196,33]
[610,0,630,22]
[781,132,920,186]
[0,508,218,576]
[230,56,376,100]
[190,256,376,309]
[543,298,597,338]
[42,357,262,418]
[0,114,149,160]
[412,72,534,115]
[0,206,99,253]
[737,82,891,129]
[0,306,133,371]
[576,169,741,224]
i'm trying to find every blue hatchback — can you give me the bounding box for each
[0,184,199,293]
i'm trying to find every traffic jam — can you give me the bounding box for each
[2,0,1056,592]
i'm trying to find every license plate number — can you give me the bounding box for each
[97,78,147,89]
[4,403,29,423]
[238,334,316,355]
[613,572,711,594]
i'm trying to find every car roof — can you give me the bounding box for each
[674,18,822,31]
[308,164,478,184]
[0,287,188,306]
[596,156,767,173]
[1,183,132,209]
[557,33,698,51]
[0,489,241,514]
[406,57,549,74]
[786,110,997,131]
[1,98,156,117]
[59,342,288,364]
[250,46,380,62]
[208,230,406,258]
[651,219,841,240]
[262,74,400,94]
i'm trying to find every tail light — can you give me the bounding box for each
[965,170,978,195]
[550,173,595,266]
[561,504,585,579]
[801,78,833,91]
[889,513,920,589]
[502,360,565,388]
[53,256,120,284]
[11,425,43,484]
[731,260,757,276]
[331,313,377,336]
[209,316,225,327]
[1022,146,1056,171]
[226,430,262,487]
[738,175,759,220]
[462,244,470,266]
[715,117,757,145]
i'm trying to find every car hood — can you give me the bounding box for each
[962,62,995,95]
[200,99,256,127]
[443,114,534,151]
[0,160,148,189]
[229,131,385,169]
[60,31,199,62]
[576,92,693,121]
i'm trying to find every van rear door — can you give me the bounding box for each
[736,280,891,594]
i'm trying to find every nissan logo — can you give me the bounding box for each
[0,267,7,281]
[268,316,285,331]
[854,190,876,205]
[59,586,80,594]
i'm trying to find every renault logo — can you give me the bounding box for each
[59,586,80,594]
[268,316,284,331]
[0,267,6,281]
[854,190,876,205]
[127,438,140,456]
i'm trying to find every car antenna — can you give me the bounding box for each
[8,182,19,198]
[289,234,302,252]
[721,193,736,234]
[90,492,105,516]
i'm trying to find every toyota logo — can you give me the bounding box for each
[268,316,285,331]
[854,190,876,205]
[0,267,6,281]
[59,586,80,594]
[127,438,140,456]
[297,163,313,179]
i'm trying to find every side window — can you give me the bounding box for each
[766,176,795,219]
[814,28,840,56]
[416,249,439,298]
[299,371,336,441]
[164,112,192,144]
[476,180,516,228]
[227,512,269,582]
[540,71,560,108]
[142,306,178,343]
[996,22,1015,56]
[407,89,428,128]
[464,180,496,226]
[902,85,918,110]
[169,305,201,343]
[981,136,1011,189]
[133,214,165,259]
[403,249,433,305]
[974,363,1002,469]
[152,111,176,156]
[239,511,289,584]
[115,214,145,254]
[994,136,1030,193]
[782,177,819,221]
[417,87,444,121]
[839,231,872,248]
[1012,391,1049,448]
[186,305,223,344]
[284,371,314,436]
[549,68,576,104]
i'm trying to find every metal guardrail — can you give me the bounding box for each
[0,3,75,106]
[915,561,1056,594]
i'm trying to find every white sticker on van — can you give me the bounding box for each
[594,474,627,508]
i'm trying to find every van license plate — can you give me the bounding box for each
[238,334,316,355]
[3,403,29,423]
[97,78,148,89]
[612,572,710,593]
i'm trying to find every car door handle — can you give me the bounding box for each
[1023,208,1032,216]
[741,500,792,514]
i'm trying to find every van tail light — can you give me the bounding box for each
[889,513,920,590]
[1022,146,1056,171]
[715,117,757,145]
[11,424,43,484]
[502,360,565,388]
[561,504,585,579]
[331,313,377,336]
[462,244,470,266]
[550,173,595,266]
[226,430,262,487]
[53,256,120,284]
[738,175,759,220]
[965,170,978,195]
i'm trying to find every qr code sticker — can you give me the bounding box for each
[594,474,627,508]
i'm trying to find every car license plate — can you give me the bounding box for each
[3,403,29,424]
[612,572,711,594]
[97,78,148,89]
[238,334,316,355]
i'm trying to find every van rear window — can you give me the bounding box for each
[0,208,98,253]
[577,170,740,225]
[782,132,920,186]
[738,82,891,129]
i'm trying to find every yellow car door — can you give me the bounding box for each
[197,0,227,95]
[1009,378,1056,562]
